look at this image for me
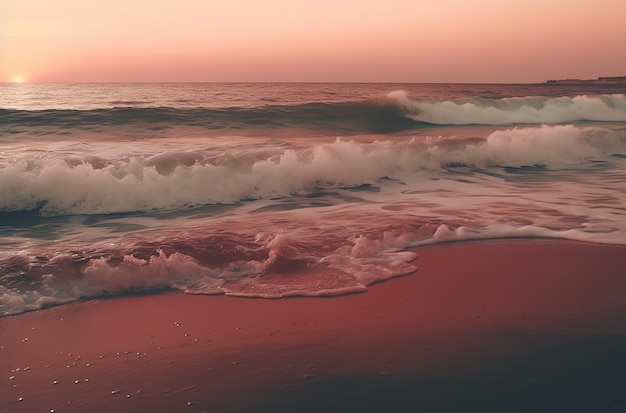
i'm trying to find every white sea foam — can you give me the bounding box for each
[389,91,626,125]
[2,218,624,316]
[1,125,624,216]
[0,230,419,315]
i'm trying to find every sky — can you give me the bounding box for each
[1,0,625,83]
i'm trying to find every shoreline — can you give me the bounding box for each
[2,239,626,412]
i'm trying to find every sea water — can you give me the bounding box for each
[1,82,625,316]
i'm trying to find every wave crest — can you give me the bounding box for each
[1,125,624,215]
[3,93,624,134]
[389,91,626,125]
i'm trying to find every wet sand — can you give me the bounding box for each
[2,240,626,412]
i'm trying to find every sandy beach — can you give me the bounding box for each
[2,239,626,413]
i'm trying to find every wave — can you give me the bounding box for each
[2,93,625,133]
[2,218,623,316]
[390,92,626,125]
[0,224,421,316]
[0,101,419,134]
[0,218,615,317]
[1,125,624,216]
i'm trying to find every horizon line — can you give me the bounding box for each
[0,80,553,85]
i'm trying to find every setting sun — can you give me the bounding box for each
[12,75,26,83]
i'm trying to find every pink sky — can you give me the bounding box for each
[2,0,626,83]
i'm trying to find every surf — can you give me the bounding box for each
[389,91,626,125]
[1,125,624,216]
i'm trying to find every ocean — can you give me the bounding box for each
[1,82,625,316]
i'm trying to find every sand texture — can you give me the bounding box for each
[2,240,626,412]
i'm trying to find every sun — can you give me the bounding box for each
[13,75,26,83]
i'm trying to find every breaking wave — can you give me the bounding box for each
[0,225,421,316]
[2,217,621,316]
[2,93,625,134]
[1,125,624,216]
[390,91,626,125]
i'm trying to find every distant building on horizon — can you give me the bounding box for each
[546,75,626,84]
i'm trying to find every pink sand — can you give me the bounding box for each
[2,240,626,412]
